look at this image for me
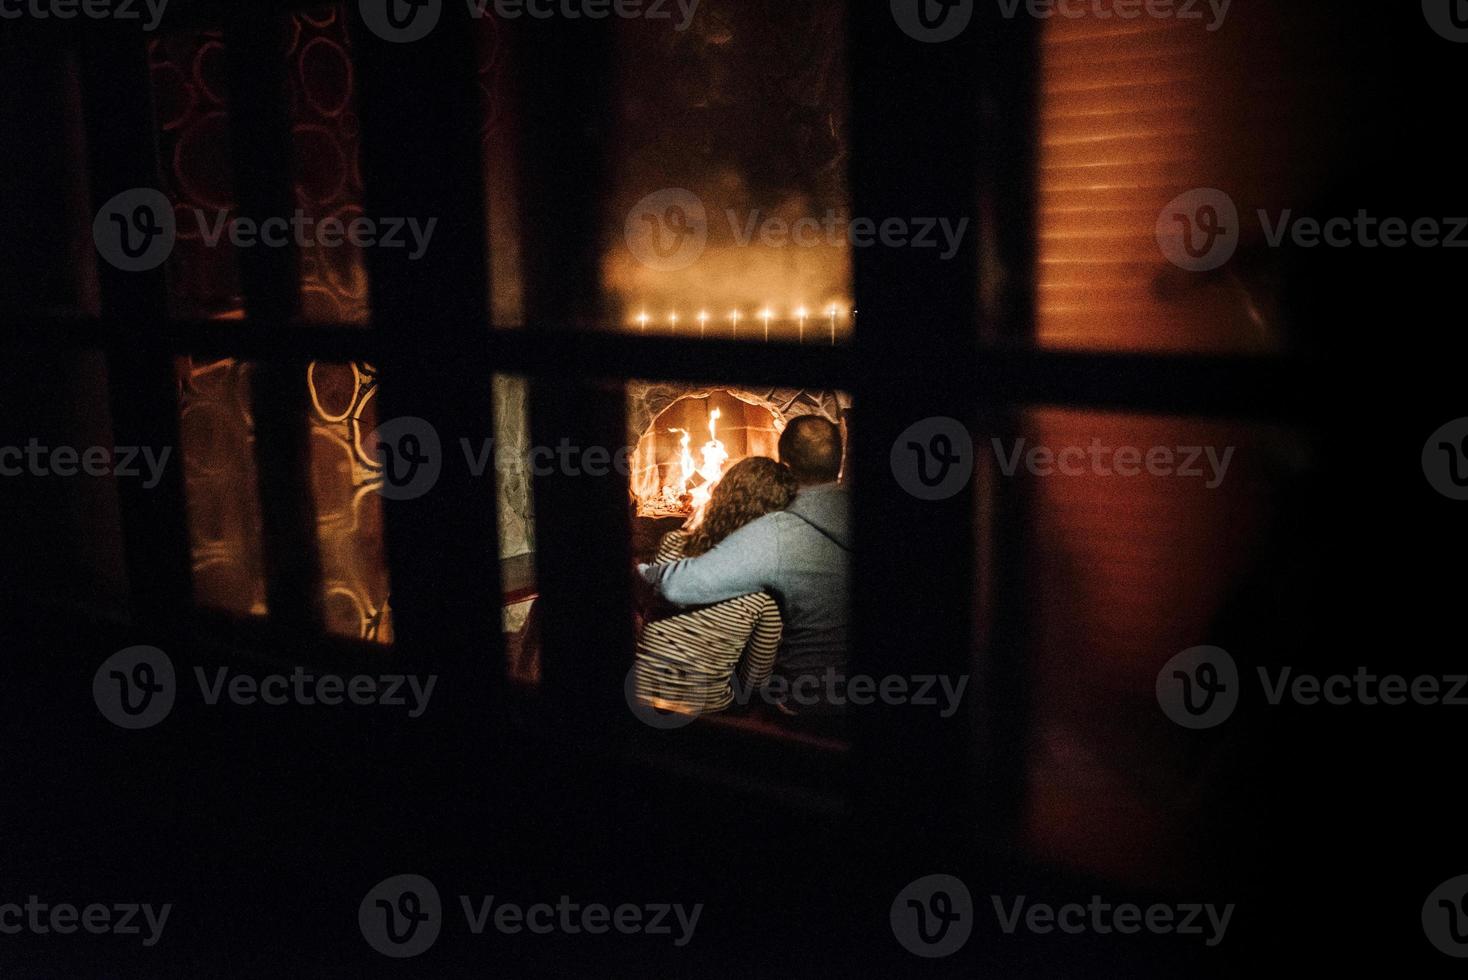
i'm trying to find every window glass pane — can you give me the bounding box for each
[492,374,537,682]
[485,3,852,340]
[1033,7,1356,351]
[285,7,371,324]
[994,408,1297,887]
[150,30,243,320]
[476,5,850,337]
[177,355,268,616]
[628,379,851,739]
[306,361,392,642]
[144,15,375,324]
[476,18,524,329]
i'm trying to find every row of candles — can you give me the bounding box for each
[633,306,853,344]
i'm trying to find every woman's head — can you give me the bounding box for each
[684,456,798,556]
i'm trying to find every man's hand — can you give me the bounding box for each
[631,562,678,622]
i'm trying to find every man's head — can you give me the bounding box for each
[778,415,843,486]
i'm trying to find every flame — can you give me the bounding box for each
[660,408,729,524]
[669,428,695,485]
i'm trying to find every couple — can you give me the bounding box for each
[634,415,850,730]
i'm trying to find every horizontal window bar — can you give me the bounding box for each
[7,314,1321,420]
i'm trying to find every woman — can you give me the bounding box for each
[633,456,798,718]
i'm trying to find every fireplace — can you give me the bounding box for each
[626,382,849,520]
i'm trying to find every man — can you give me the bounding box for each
[637,415,851,720]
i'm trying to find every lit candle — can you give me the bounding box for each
[828,306,838,345]
[698,310,708,338]
[761,308,773,342]
[729,310,740,338]
[637,311,649,333]
[796,307,807,344]
[669,312,678,333]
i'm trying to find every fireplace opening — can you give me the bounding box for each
[630,392,780,520]
[626,383,849,525]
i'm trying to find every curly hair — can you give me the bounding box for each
[684,456,798,556]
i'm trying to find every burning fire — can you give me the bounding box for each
[663,408,729,524]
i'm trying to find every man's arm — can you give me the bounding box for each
[637,516,780,606]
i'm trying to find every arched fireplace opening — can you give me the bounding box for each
[626,383,850,521]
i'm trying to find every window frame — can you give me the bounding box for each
[11,0,1320,859]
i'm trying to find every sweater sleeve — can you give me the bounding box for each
[654,529,688,564]
[737,597,782,691]
[638,516,780,606]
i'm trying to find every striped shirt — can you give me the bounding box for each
[633,530,782,716]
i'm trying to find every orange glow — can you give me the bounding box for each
[659,408,729,525]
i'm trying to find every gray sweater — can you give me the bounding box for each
[638,484,851,688]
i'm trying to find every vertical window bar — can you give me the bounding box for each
[973,13,1043,845]
[847,0,985,860]
[223,15,326,635]
[78,30,193,629]
[349,6,508,689]
[510,20,634,726]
